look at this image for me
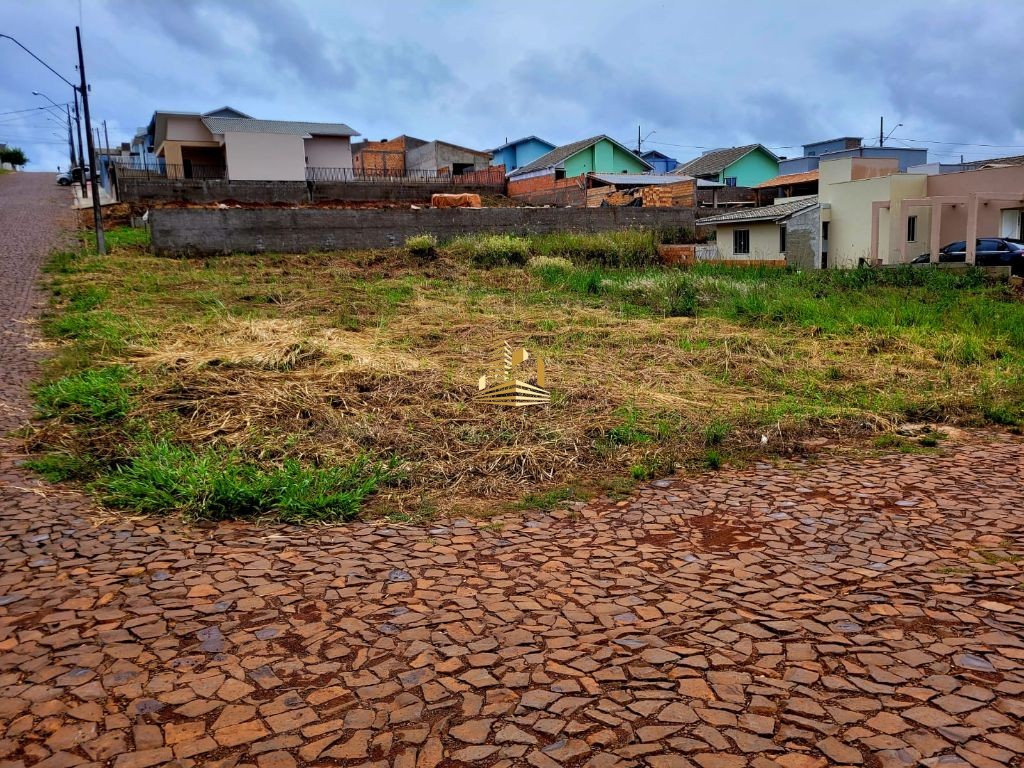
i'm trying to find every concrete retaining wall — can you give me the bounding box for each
[149,207,697,256]
[117,178,505,205]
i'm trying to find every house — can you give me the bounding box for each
[863,162,1024,266]
[673,144,779,187]
[147,106,359,181]
[638,149,679,174]
[779,137,927,175]
[698,196,820,269]
[405,140,491,176]
[489,136,556,173]
[507,135,653,205]
[352,135,426,176]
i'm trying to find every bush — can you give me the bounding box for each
[98,439,399,523]
[405,234,438,258]
[448,234,531,268]
[35,366,134,422]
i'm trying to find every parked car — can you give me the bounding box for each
[912,238,1024,274]
[56,167,90,186]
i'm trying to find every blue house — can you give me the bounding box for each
[489,136,556,173]
[639,149,678,174]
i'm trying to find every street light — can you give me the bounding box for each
[3,30,105,254]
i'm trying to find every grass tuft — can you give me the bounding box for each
[35,366,134,422]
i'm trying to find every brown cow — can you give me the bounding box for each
[431,193,482,209]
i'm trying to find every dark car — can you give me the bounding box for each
[911,238,1024,274]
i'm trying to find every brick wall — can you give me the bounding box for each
[455,165,506,186]
[508,173,587,206]
[352,137,409,174]
[149,206,696,256]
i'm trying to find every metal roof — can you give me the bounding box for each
[673,144,779,178]
[201,116,358,138]
[697,196,818,226]
[590,173,691,185]
[509,135,654,177]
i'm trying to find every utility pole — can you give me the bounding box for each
[72,88,86,195]
[879,116,884,147]
[65,104,75,168]
[637,125,641,154]
[77,25,105,254]
[102,119,109,154]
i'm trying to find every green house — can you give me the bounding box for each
[508,135,652,180]
[673,144,779,188]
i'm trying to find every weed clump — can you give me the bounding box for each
[405,234,438,258]
[448,234,530,268]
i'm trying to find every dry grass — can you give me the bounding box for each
[33,231,1024,519]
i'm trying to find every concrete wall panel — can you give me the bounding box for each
[149,207,696,255]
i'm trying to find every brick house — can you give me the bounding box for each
[352,135,427,176]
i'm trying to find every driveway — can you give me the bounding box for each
[1,171,1022,768]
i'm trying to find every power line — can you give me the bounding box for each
[887,136,1024,149]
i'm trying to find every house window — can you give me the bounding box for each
[907,215,917,242]
[554,168,565,180]
[779,223,787,254]
[733,229,750,255]
[725,176,738,187]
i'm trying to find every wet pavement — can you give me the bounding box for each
[1,171,1023,768]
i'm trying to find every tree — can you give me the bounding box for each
[0,146,29,169]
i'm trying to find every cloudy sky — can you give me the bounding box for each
[2,0,1023,172]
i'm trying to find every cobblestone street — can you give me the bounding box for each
[1,172,1023,768]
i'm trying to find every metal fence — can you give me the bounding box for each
[306,166,505,186]
[111,160,226,180]
[111,159,505,187]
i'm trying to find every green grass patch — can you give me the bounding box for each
[515,486,577,511]
[98,440,399,523]
[35,366,134,422]
[22,452,99,482]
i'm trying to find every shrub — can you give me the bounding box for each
[98,439,399,523]
[704,449,723,469]
[405,234,438,258]
[35,366,134,422]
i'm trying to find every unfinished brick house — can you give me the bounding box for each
[352,135,426,177]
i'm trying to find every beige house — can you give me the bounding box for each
[149,107,359,181]
[818,158,923,268]
[699,196,820,269]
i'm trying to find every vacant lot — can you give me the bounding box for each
[27,227,1024,522]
